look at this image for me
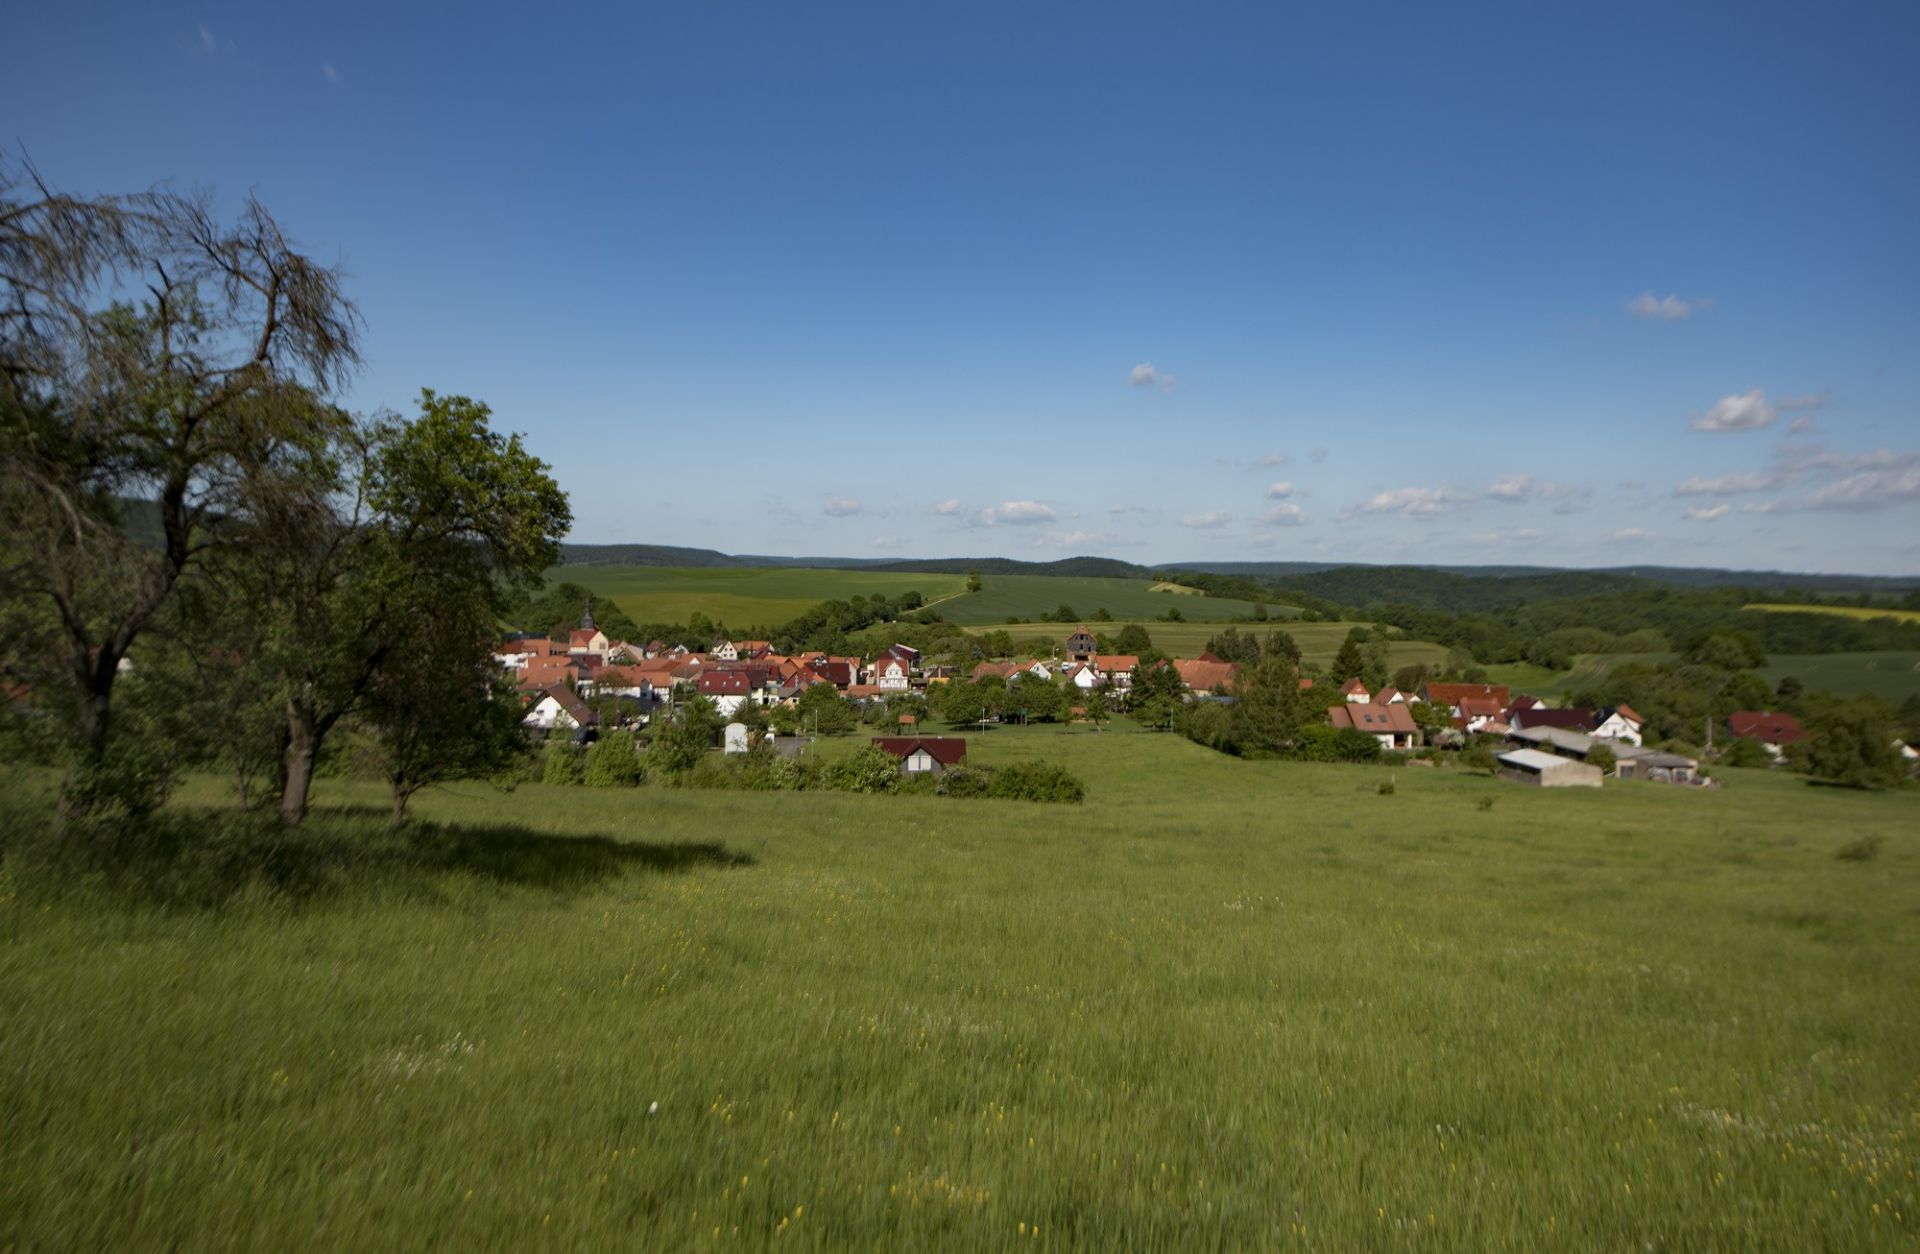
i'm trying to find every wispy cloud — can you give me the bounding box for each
[1257,504,1306,527]
[1683,504,1731,521]
[1264,480,1294,499]
[1607,527,1655,543]
[198,24,217,53]
[1628,291,1709,320]
[322,62,342,86]
[975,500,1055,526]
[1690,388,1777,432]
[1778,393,1828,413]
[1108,503,1154,515]
[822,496,863,517]
[1127,363,1175,392]
[928,498,962,516]
[1257,452,1288,467]
[1179,510,1232,529]
[1743,466,1920,513]
[1674,470,1788,495]
[870,535,902,549]
[1043,529,1125,549]
[1351,486,1458,518]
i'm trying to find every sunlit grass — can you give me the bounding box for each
[3,735,1917,1248]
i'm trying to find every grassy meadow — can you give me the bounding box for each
[1746,603,1920,626]
[1485,650,1920,705]
[983,620,1450,672]
[5,729,1918,1248]
[552,565,970,630]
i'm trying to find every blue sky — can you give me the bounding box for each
[9,2,1918,572]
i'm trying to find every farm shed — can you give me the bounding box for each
[869,737,968,776]
[1497,748,1603,788]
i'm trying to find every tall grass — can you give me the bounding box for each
[3,732,1916,1248]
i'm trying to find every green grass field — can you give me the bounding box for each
[920,574,1279,627]
[7,733,1916,1248]
[1485,650,1920,705]
[973,620,1448,673]
[1747,602,1920,625]
[552,565,970,630]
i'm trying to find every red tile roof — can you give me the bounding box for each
[1727,710,1808,744]
[869,736,968,764]
[1425,682,1512,708]
[1328,703,1418,734]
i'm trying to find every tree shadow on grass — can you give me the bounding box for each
[7,802,755,910]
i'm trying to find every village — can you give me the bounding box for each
[496,609,1825,788]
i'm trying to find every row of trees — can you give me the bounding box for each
[0,160,570,833]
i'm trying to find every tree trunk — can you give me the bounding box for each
[279,702,319,826]
[389,778,411,826]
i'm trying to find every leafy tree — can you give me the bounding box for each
[1205,628,1262,666]
[1130,659,1187,730]
[0,160,360,825]
[1393,663,1433,694]
[1227,656,1310,756]
[1161,605,1185,622]
[367,652,528,823]
[1585,743,1617,774]
[796,681,856,734]
[1683,630,1767,671]
[1775,675,1806,709]
[542,740,584,785]
[1331,629,1368,684]
[965,569,982,593]
[1091,607,1113,622]
[241,391,569,824]
[583,730,645,788]
[1114,624,1154,655]
[1799,697,1906,790]
[1264,630,1303,667]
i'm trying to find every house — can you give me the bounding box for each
[1063,662,1105,690]
[1727,710,1807,756]
[815,660,858,689]
[1497,748,1602,788]
[1328,702,1418,750]
[523,684,597,735]
[1612,746,1702,784]
[883,643,920,664]
[568,626,609,659]
[1094,655,1139,690]
[1022,659,1053,681]
[873,655,913,692]
[1173,657,1241,694]
[1064,629,1098,662]
[971,660,1020,681]
[1374,686,1409,705]
[1339,678,1371,704]
[1592,705,1645,745]
[516,653,585,692]
[697,669,752,716]
[1455,695,1505,734]
[869,736,968,776]
[1512,707,1599,733]
[1423,682,1512,711]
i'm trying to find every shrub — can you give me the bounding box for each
[582,732,644,788]
[1460,740,1499,776]
[1377,780,1396,796]
[1723,737,1773,769]
[541,741,584,786]
[1584,743,1617,774]
[1836,834,1883,862]
[937,765,994,797]
[819,746,901,795]
[986,761,1086,804]
[1294,724,1383,764]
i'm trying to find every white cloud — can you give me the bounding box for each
[1179,510,1232,529]
[1352,486,1456,517]
[1257,452,1288,467]
[1043,529,1124,548]
[1265,480,1294,499]
[1127,363,1175,391]
[976,500,1055,526]
[1673,470,1787,496]
[928,498,962,516]
[870,535,902,549]
[1628,291,1709,320]
[1108,503,1154,515]
[1607,527,1655,543]
[322,62,342,85]
[1744,466,1920,513]
[822,496,862,517]
[1683,504,1731,521]
[1257,504,1306,527]
[1691,388,1778,432]
[1484,474,1534,502]
[1788,415,1819,434]
[199,24,217,52]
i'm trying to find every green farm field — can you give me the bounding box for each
[972,620,1449,672]
[1485,651,1920,704]
[7,733,1916,1248]
[552,565,969,629]
[932,574,1280,627]
[1746,602,1920,625]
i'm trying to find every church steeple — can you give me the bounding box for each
[581,598,595,630]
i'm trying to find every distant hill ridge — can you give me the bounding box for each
[557,542,1915,594]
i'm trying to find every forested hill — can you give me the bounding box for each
[867,556,1153,578]
[1172,559,1919,597]
[1267,566,1653,614]
[556,543,750,567]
